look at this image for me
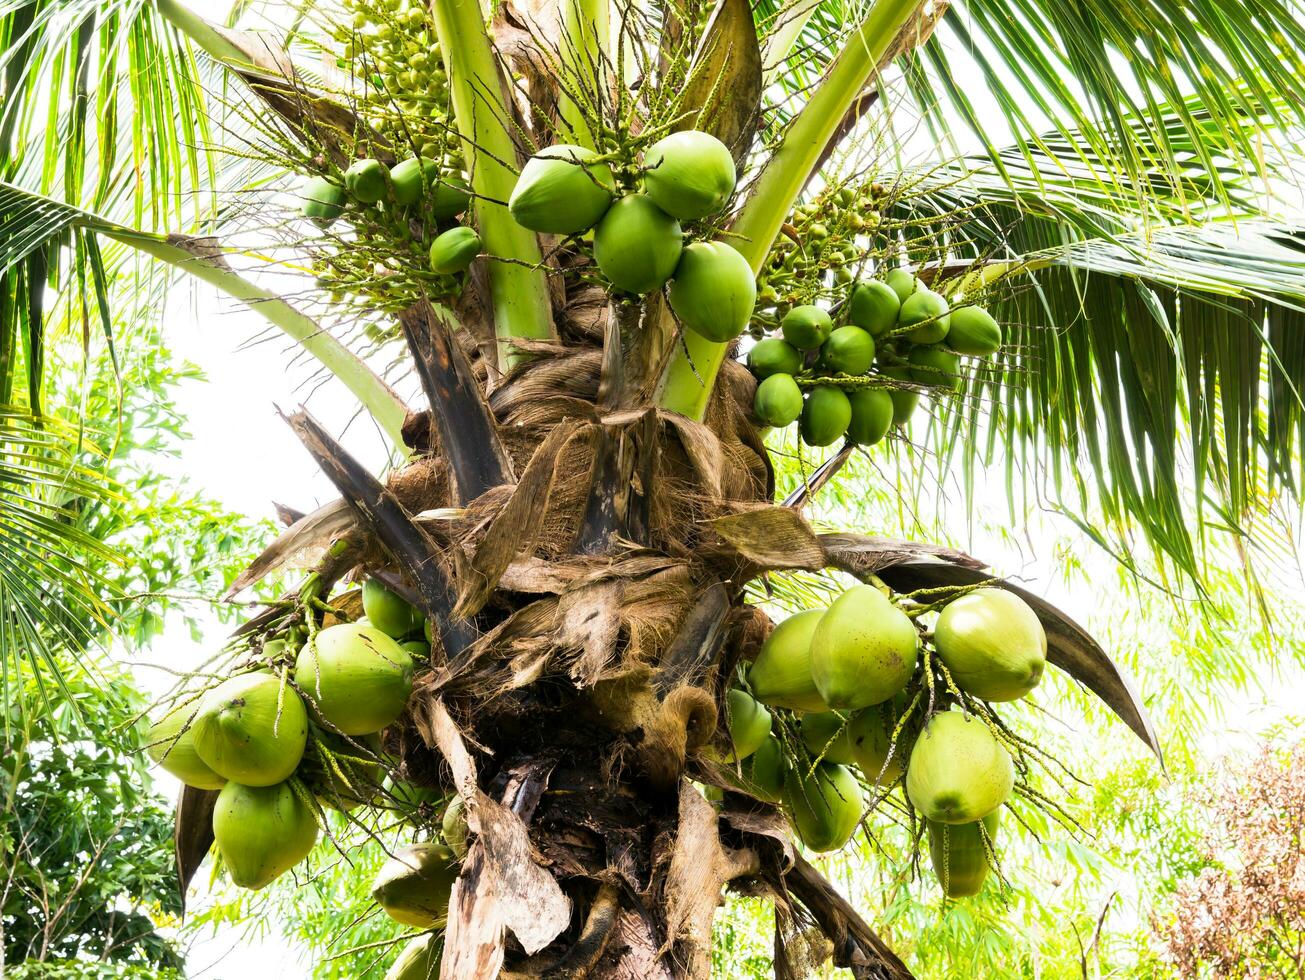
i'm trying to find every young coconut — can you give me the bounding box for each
[748,609,827,711]
[428,226,481,275]
[800,711,856,766]
[146,702,226,790]
[667,241,756,341]
[781,305,833,350]
[800,385,852,447]
[738,733,787,802]
[344,158,389,204]
[442,796,469,858]
[880,365,920,425]
[934,588,1047,701]
[362,578,422,639]
[372,842,460,927]
[213,779,319,890]
[754,373,803,427]
[301,176,346,226]
[820,326,876,375]
[193,672,308,786]
[508,144,614,234]
[927,810,999,898]
[386,934,441,980]
[302,729,385,811]
[908,346,962,392]
[642,130,736,220]
[783,761,863,853]
[906,710,1014,824]
[294,623,415,736]
[747,337,803,379]
[845,388,894,446]
[945,305,1002,355]
[848,702,905,785]
[810,585,918,710]
[722,688,773,761]
[884,268,921,302]
[593,194,683,294]
[848,280,900,336]
[898,289,951,344]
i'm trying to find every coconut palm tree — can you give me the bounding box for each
[4,0,1305,976]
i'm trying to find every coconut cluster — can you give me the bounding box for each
[711,582,1046,898]
[749,270,1004,443]
[507,131,758,343]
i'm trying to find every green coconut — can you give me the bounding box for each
[748,609,827,711]
[927,810,999,898]
[880,366,919,426]
[747,338,803,379]
[389,157,437,207]
[442,796,469,858]
[848,280,900,336]
[301,176,346,226]
[213,780,319,890]
[362,578,423,639]
[800,385,852,447]
[295,623,415,735]
[303,729,385,811]
[724,688,773,761]
[848,703,904,785]
[810,585,918,711]
[345,158,389,204]
[754,373,803,427]
[820,326,875,375]
[885,268,921,303]
[429,226,481,274]
[906,711,1014,824]
[736,733,786,802]
[800,711,856,765]
[386,934,442,980]
[668,241,756,342]
[642,130,737,220]
[898,290,951,344]
[193,672,308,786]
[146,703,226,790]
[401,640,431,659]
[783,762,863,853]
[845,388,893,446]
[908,346,961,391]
[945,305,1002,356]
[781,305,833,350]
[509,144,614,234]
[372,842,460,927]
[386,776,445,823]
[934,588,1047,701]
[593,194,683,294]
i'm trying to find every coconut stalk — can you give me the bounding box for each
[428,0,557,371]
[657,0,929,420]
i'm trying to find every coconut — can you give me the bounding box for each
[146,703,226,790]
[442,796,469,858]
[880,366,919,425]
[212,780,319,890]
[667,241,756,342]
[386,776,445,823]
[724,688,772,761]
[508,144,614,234]
[848,280,900,336]
[820,326,875,375]
[386,934,442,980]
[800,385,852,447]
[747,338,803,379]
[906,711,1014,824]
[898,289,951,344]
[848,703,904,785]
[193,672,308,786]
[642,130,736,220]
[738,733,787,802]
[884,268,921,303]
[810,585,918,711]
[345,158,389,204]
[934,588,1046,701]
[429,226,481,274]
[754,373,803,427]
[301,177,345,226]
[781,305,833,350]
[295,623,415,736]
[927,811,999,898]
[908,346,961,391]
[303,729,385,811]
[401,640,431,659]
[389,157,437,207]
[800,711,856,765]
[593,194,683,294]
[845,388,893,446]
[372,842,460,927]
[748,609,827,711]
[362,578,422,639]
[783,762,863,853]
[946,305,1002,355]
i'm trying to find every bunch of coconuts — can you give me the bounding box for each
[146,581,455,977]
[507,131,758,344]
[712,583,1046,899]
[749,271,1004,444]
